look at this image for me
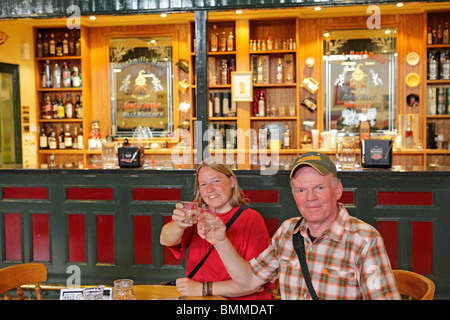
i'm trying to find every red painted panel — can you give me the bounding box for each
[163,216,182,265]
[3,187,48,200]
[264,218,279,238]
[340,190,354,205]
[412,221,433,274]
[97,215,115,264]
[133,188,181,201]
[376,221,398,269]
[4,213,22,261]
[68,214,86,262]
[67,188,113,201]
[32,214,49,261]
[376,191,433,206]
[134,216,152,265]
[242,190,278,203]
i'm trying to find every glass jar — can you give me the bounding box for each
[113,279,136,300]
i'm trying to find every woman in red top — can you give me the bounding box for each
[160,160,271,299]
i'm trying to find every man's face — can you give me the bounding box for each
[291,166,343,231]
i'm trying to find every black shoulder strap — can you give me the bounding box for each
[292,217,320,300]
[188,204,249,279]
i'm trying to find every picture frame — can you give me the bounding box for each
[231,71,253,102]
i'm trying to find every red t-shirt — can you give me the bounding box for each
[168,206,272,300]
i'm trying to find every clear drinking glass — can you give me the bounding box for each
[76,286,105,300]
[198,206,217,231]
[113,279,136,300]
[181,201,198,224]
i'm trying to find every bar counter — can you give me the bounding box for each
[0,165,449,299]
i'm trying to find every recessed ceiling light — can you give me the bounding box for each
[314,7,322,11]
[396,2,404,7]
[161,13,167,17]
[323,32,330,37]
[89,16,96,20]
[236,10,243,14]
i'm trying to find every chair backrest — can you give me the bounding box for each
[0,263,48,300]
[393,269,435,300]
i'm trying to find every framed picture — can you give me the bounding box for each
[231,71,253,102]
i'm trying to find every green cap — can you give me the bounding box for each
[290,152,337,179]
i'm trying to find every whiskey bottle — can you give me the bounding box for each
[75,31,81,56]
[43,95,52,119]
[64,124,73,149]
[48,124,58,150]
[39,126,48,149]
[56,34,63,57]
[49,33,56,56]
[221,60,228,85]
[71,66,81,88]
[72,126,78,149]
[276,58,283,84]
[77,124,84,150]
[65,93,73,119]
[63,33,69,56]
[59,124,66,149]
[69,32,75,55]
[258,91,265,117]
[227,31,234,51]
[267,36,273,50]
[220,31,227,52]
[57,94,65,119]
[36,33,43,57]
[283,125,291,149]
[52,95,58,119]
[210,25,218,52]
[257,59,264,84]
[43,33,49,56]
[444,22,449,45]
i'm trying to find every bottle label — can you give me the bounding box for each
[40,136,48,148]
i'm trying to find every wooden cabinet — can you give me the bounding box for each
[425,11,450,166]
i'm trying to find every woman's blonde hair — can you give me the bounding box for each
[194,159,248,208]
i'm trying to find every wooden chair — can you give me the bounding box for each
[0,263,47,300]
[393,269,435,300]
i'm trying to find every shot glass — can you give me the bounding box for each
[198,206,217,231]
[181,201,199,224]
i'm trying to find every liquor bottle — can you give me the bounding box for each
[447,88,450,115]
[74,95,81,118]
[257,59,264,84]
[59,124,65,149]
[36,33,43,57]
[52,95,58,119]
[39,125,48,149]
[437,24,443,44]
[57,94,65,119]
[71,66,81,88]
[42,96,51,119]
[257,39,261,51]
[258,91,265,117]
[52,62,61,88]
[432,29,437,44]
[64,124,73,149]
[208,93,213,117]
[427,27,432,45]
[210,25,218,52]
[283,125,291,149]
[220,31,227,52]
[276,58,283,84]
[63,33,69,56]
[62,62,71,88]
[405,116,413,149]
[65,93,73,119]
[77,95,84,118]
[48,124,58,150]
[44,60,52,88]
[56,34,63,57]
[261,40,266,51]
[75,31,81,56]
[227,31,234,51]
[69,32,75,55]
[443,51,450,80]
[72,126,79,149]
[43,33,49,56]
[267,36,273,50]
[221,60,228,85]
[444,22,450,45]
[437,87,445,115]
[429,52,437,80]
[259,126,267,149]
[77,124,84,150]
[49,33,56,56]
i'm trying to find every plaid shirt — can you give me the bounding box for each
[250,204,401,300]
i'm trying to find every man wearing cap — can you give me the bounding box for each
[198,152,400,300]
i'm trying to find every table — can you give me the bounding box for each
[132,285,226,300]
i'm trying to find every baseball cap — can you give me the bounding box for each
[290,152,337,179]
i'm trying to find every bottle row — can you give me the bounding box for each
[39,123,84,150]
[427,50,450,80]
[427,22,450,45]
[250,124,293,150]
[41,93,83,120]
[249,37,296,51]
[253,89,296,117]
[41,60,82,89]
[427,86,450,115]
[251,54,295,85]
[208,26,234,52]
[209,58,236,86]
[36,30,81,58]
[208,91,236,117]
